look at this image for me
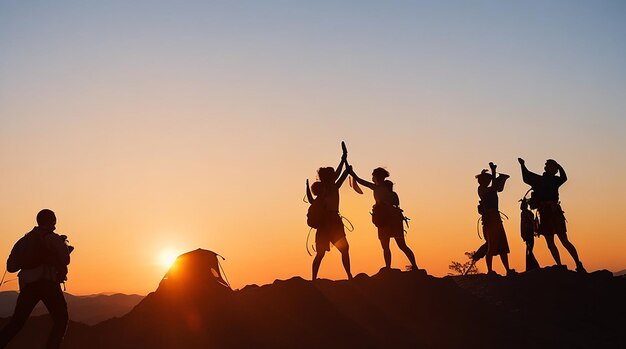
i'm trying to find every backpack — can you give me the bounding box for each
[307,199,327,229]
[372,204,405,228]
[372,204,390,228]
[7,231,54,273]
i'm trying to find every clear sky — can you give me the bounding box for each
[1,1,625,295]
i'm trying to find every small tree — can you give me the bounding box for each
[448,251,479,275]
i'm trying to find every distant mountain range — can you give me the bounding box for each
[613,269,626,276]
[0,291,143,325]
[1,266,624,349]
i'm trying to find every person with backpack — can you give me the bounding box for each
[476,162,515,276]
[0,209,72,349]
[518,158,586,273]
[349,167,418,271]
[308,151,353,281]
[520,198,540,271]
[307,148,352,280]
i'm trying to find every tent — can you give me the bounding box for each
[161,248,230,290]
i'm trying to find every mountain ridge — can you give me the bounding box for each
[2,266,623,349]
[0,291,143,325]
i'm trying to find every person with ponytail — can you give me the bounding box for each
[310,151,353,280]
[350,167,418,271]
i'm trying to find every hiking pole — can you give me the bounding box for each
[0,270,15,288]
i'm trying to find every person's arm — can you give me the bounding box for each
[46,234,70,266]
[518,158,540,186]
[487,161,509,192]
[306,179,314,203]
[336,165,351,188]
[494,172,510,192]
[480,184,496,195]
[334,154,347,179]
[349,168,375,190]
[488,162,497,188]
[557,162,567,184]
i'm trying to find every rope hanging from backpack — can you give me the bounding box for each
[402,214,411,235]
[306,227,316,256]
[339,214,354,232]
[476,210,508,240]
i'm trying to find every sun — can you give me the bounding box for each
[159,250,179,269]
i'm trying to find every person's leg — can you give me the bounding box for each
[544,234,561,265]
[556,233,580,263]
[500,253,511,272]
[0,283,42,348]
[312,249,326,280]
[379,236,391,268]
[485,254,493,273]
[394,237,417,269]
[335,237,352,279]
[525,240,532,271]
[556,232,586,272]
[40,282,68,349]
[484,216,495,274]
[525,239,539,270]
[527,238,534,255]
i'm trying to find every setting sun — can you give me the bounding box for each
[159,250,180,269]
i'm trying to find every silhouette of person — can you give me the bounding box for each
[520,199,540,271]
[310,153,353,280]
[476,162,514,276]
[518,158,586,272]
[0,209,71,349]
[350,167,418,270]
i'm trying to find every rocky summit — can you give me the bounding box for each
[2,265,625,349]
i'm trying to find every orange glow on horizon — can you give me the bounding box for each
[159,250,180,270]
[1,1,625,296]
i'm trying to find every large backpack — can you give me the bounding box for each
[307,199,327,229]
[7,231,55,273]
[372,204,406,228]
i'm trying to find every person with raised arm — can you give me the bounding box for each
[349,166,418,271]
[476,162,515,276]
[309,148,353,280]
[518,158,586,273]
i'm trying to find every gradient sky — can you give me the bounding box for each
[1,1,625,295]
